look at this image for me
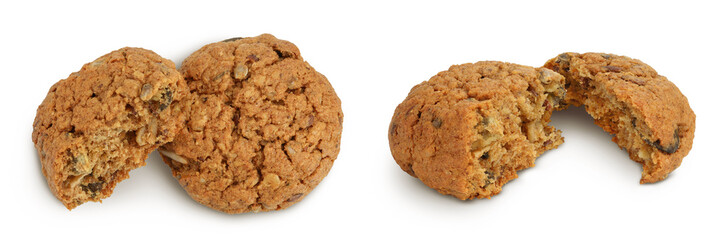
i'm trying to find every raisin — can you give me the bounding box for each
[389,123,398,136]
[81,181,105,198]
[158,87,173,112]
[581,77,593,90]
[527,85,539,97]
[432,118,442,128]
[483,169,496,188]
[623,75,647,86]
[408,164,416,177]
[287,193,304,202]
[147,87,173,114]
[558,53,570,61]
[543,99,552,111]
[554,53,571,64]
[274,49,294,59]
[603,66,623,72]
[87,182,103,192]
[222,37,243,42]
[635,118,681,154]
[643,128,680,154]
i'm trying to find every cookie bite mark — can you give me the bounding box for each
[389,61,566,200]
[544,52,695,183]
[32,47,188,209]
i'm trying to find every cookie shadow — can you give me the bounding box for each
[146,150,191,197]
[389,106,653,206]
[145,150,236,217]
[549,106,644,181]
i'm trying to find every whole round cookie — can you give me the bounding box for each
[32,47,188,209]
[159,34,343,213]
[389,61,566,200]
[543,52,695,183]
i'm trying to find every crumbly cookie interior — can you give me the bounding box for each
[465,69,566,198]
[56,84,179,208]
[61,129,144,206]
[560,71,666,175]
[389,62,569,200]
[32,48,186,209]
[546,53,687,183]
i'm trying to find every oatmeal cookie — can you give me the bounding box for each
[159,34,343,214]
[389,61,566,200]
[543,52,695,183]
[32,47,188,209]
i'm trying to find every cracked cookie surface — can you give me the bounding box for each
[389,61,566,200]
[544,52,695,183]
[32,47,188,209]
[160,34,343,214]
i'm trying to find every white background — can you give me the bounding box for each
[2,0,723,239]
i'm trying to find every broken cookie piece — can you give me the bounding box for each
[32,47,188,209]
[388,61,566,199]
[543,52,695,183]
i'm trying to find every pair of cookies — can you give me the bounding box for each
[389,53,695,200]
[32,34,343,213]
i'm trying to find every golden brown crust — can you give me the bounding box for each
[32,47,188,209]
[543,52,695,183]
[389,61,565,199]
[160,34,343,214]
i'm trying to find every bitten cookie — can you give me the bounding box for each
[389,61,566,200]
[159,34,343,214]
[543,52,695,183]
[32,47,188,209]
